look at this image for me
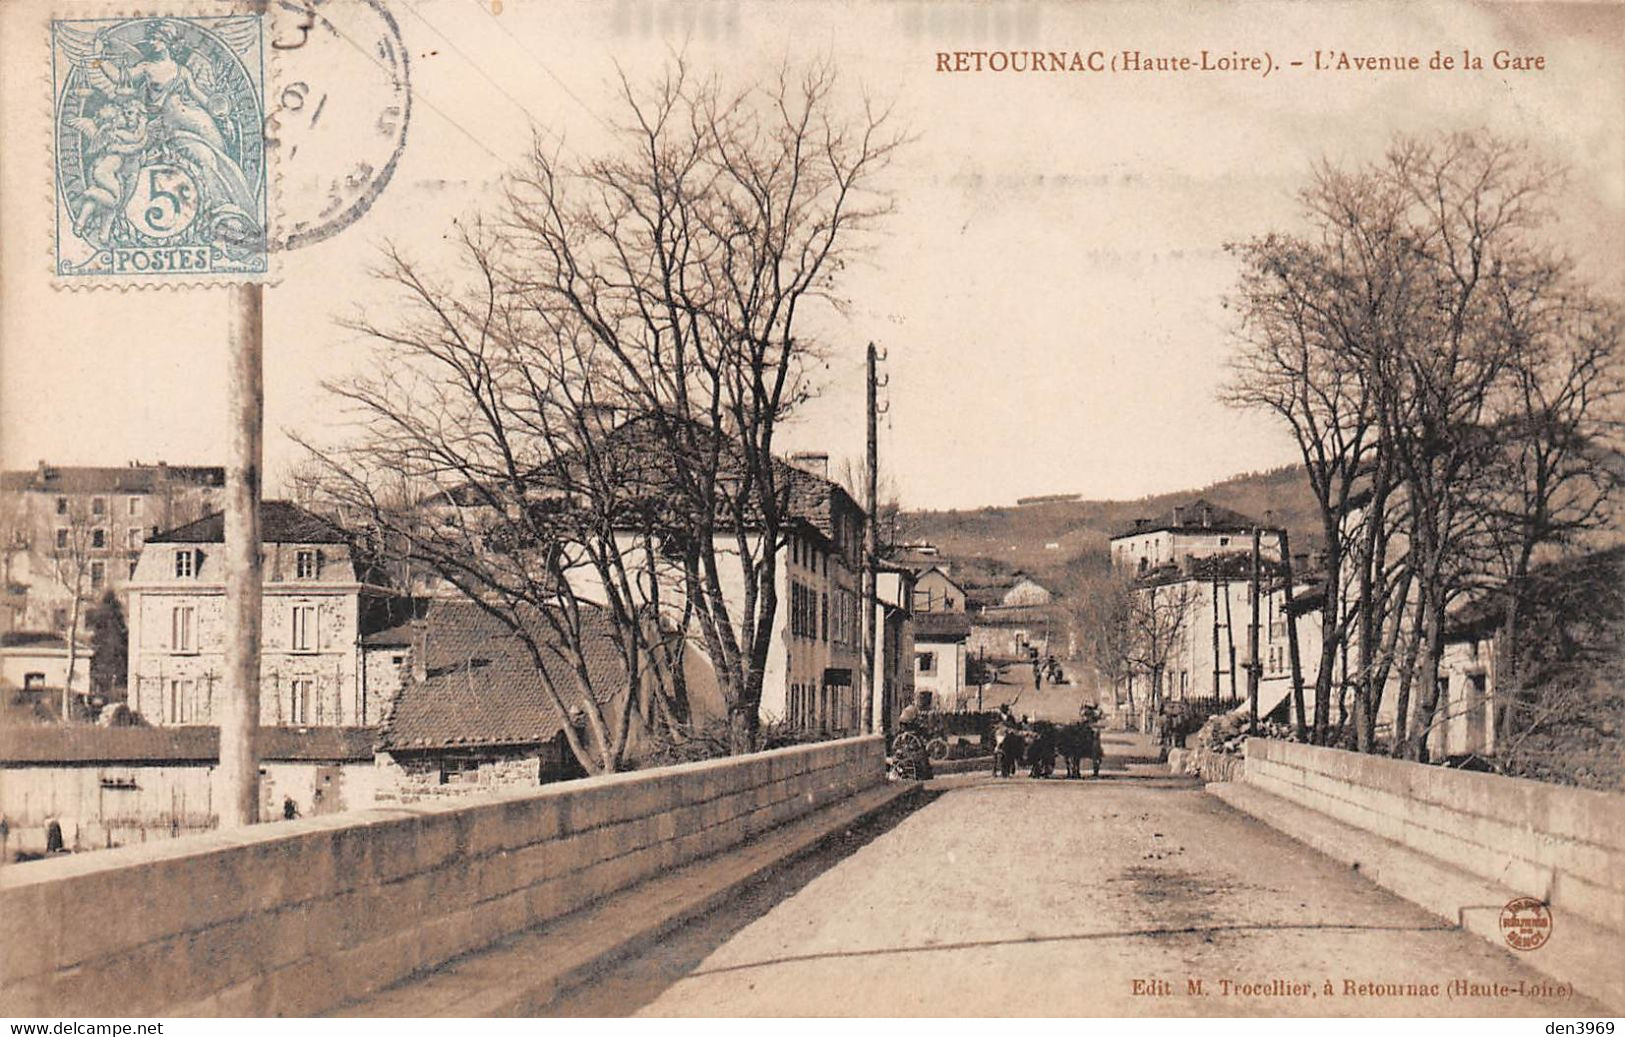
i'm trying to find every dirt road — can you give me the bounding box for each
[550,738,1601,1017]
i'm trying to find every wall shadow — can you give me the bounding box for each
[544,786,943,1017]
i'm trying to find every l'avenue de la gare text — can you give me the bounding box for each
[934,49,1547,74]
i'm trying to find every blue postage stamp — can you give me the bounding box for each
[52,13,268,283]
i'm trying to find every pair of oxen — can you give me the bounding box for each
[992,720,1103,779]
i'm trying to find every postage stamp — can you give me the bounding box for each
[51,13,269,284]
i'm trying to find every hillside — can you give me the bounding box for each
[899,465,1321,590]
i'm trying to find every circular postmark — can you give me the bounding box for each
[1499,896,1552,951]
[266,0,410,251]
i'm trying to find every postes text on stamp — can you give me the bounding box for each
[52,13,268,284]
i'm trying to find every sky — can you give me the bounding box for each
[3,0,1622,510]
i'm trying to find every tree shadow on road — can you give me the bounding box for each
[545,785,944,1017]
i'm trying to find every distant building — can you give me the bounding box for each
[125,500,402,728]
[873,565,917,732]
[0,462,224,638]
[911,566,966,615]
[0,631,94,695]
[913,612,969,711]
[1110,498,1281,576]
[1000,574,1053,607]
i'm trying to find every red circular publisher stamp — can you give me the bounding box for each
[1500,897,1552,951]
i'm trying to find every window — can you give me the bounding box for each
[295,549,318,580]
[127,527,143,550]
[292,605,318,652]
[91,497,106,517]
[820,591,829,642]
[174,550,194,578]
[127,496,141,517]
[89,560,105,590]
[55,496,68,515]
[171,605,196,653]
[916,651,937,675]
[24,672,46,690]
[167,679,195,723]
[91,528,106,549]
[55,528,69,550]
[52,607,68,630]
[289,678,312,724]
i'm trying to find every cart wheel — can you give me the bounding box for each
[892,731,925,758]
[894,756,919,781]
[926,737,949,761]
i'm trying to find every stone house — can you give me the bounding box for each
[370,598,630,800]
[0,462,223,637]
[518,415,875,738]
[125,500,403,728]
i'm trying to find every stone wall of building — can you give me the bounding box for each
[373,748,552,804]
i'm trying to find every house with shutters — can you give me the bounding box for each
[125,500,404,728]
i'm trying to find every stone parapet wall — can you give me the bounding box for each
[0,735,885,1017]
[1243,738,1625,938]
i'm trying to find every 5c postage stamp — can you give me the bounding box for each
[51,13,268,284]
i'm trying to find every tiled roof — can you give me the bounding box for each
[0,464,224,494]
[0,725,377,763]
[914,612,971,640]
[1,631,70,649]
[146,499,349,544]
[377,598,627,752]
[1112,497,1267,539]
[578,413,862,544]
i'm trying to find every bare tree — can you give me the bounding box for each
[1227,131,1622,761]
[44,497,99,722]
[1485,290,1625,737]
[317,57,902,763]
[496,59,902,752]
[1081,569,1199,719]
[1223,159,1424,745]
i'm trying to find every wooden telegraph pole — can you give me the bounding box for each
[219,282,264,827]
[1247,526,1262,728]
[862,342,882,735]
[1279,527,1308,740]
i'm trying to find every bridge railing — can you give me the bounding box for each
[0,735,885,1017]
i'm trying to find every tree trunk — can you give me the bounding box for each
[1405,597,1448,762]
[63,581,84,724]
[728,704,756,755]
[1389,591,1426,758]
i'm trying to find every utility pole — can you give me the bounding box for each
[220,283,263,828]
[1279,528,1307,740]
[862,342,883,735]
[1247,526,1262,729]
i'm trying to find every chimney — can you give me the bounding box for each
[1202,505,1212,528]
[789,451,829,480]
[410,618,428,682]
[1173,506,1185,527]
